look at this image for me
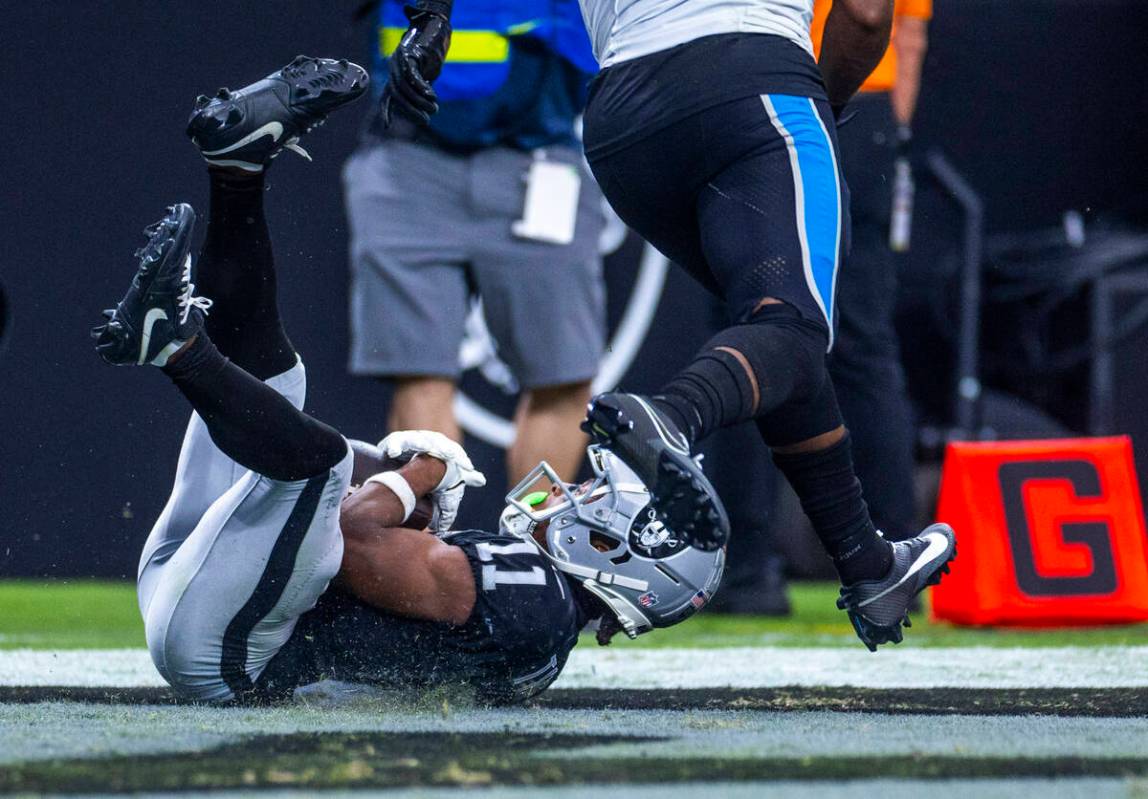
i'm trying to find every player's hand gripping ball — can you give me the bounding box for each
[378,430,486,533]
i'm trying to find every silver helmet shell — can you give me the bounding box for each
[500,446,725,638]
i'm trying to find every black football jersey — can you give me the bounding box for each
[256,529,586,703]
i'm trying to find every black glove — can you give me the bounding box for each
[380,1,453,127]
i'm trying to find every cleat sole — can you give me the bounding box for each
[582,397,729,552]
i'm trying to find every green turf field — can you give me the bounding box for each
[4,580,1148,795]
[4,580,1147,650]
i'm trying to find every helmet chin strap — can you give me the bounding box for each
[548,558,649,591]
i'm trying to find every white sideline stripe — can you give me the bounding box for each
[0,650,166,687]
[4,646,1148,690]
[558,646,1148,689]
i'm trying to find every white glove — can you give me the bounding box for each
[377,430,486,532]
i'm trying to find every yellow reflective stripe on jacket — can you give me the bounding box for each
[380,27,510,63]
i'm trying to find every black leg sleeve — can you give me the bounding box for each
[195,170,297,380]
[652,304,829,445]
[163,335,346,482]
[650,302,891,584]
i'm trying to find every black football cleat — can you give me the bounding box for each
[187,55,368,172]
[836,523,957,652]
[92,204,212,367]
[582,392,730,552]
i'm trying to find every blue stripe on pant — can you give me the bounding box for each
[761,94,843,349]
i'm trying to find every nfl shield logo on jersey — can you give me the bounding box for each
[638,591,660,608]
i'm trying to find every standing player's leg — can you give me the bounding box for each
[585,94,954,649]
[343,139,472,445]
[389,378,462,442]
[469,145,606,484]
[508,383,594,483]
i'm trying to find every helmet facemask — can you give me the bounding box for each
[501,446,725,639]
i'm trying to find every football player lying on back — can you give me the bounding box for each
[91,52,724,704]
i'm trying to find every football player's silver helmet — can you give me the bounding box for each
[500,445,725,639]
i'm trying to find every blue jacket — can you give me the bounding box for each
[373,0,597,150]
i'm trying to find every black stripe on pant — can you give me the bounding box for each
[220,471,330,698]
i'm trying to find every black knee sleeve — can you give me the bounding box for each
[654,303,831,443]
[756,369,844,449]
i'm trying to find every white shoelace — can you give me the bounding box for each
[177,255,214,324]
[282,136,311,162]
[178,283,214,324]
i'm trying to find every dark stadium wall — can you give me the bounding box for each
[2,0,1144,578]
[913,0,1148,233]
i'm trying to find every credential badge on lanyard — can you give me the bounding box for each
[512,150,582,246]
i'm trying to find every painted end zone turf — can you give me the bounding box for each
[3,645,1148,690]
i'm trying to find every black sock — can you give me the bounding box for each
[652,306,824,445]
[196,170,296,380]
[771,433,893,585]
[163,335,346,481]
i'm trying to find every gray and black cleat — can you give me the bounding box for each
[582,392,730,552]
[836,522,957,652]
[187,55,368,172]
[92,204,211,367]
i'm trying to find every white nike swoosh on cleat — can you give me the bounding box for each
[201,158,264,172]
[201,121,284,156]
[855,530,952,609]
[901,531,952,582]
[139,307,168,365]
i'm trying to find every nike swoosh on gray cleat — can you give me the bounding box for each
[836,522,957,652]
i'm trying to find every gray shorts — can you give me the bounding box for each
[343,140,606,389]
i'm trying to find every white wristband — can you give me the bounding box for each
[364,471,417,523]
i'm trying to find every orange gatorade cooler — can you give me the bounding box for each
[932,437,1148,626]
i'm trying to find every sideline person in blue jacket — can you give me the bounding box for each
[344,0,606,486]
